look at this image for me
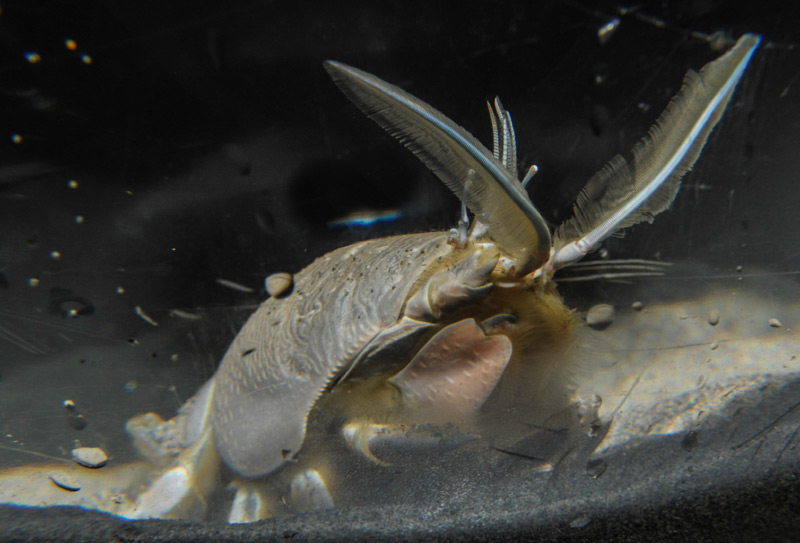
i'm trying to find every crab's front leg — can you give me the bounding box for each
[339,250,519,464]
[120,379,220,520]
[0,379,221,520]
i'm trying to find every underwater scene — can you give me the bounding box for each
[0,2,798,540]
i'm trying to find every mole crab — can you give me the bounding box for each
[0,34,759,522]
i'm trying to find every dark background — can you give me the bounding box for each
[0,0,798,540]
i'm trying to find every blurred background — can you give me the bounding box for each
[0,0,798,540]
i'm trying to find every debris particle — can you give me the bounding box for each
[50,250,61,260]
[328,209,402,228]
[67,179,79,189]
[49,473,80,492]
[28,278,40,287]
[216,278,254,293]
[736,265,743,272]
[266,272,293,298]
[74,215,84,224]
[711,342,719,351]
[71,447,108,468]
[116,286,125,294]
[169,308,202,321]
[124,380,138,392]
[170,353,179,362]
[586,304,615,329]
[135,306,159,326]
[597,18,620,43]
[769,318,782,328]
[631,301,643,311]
[569,514,591,529]
[708,309,720,326]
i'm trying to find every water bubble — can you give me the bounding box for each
[681,430,698,451]
[64,401,87,430]
[586,304,615,329]
[53,298,94,318]
[586,459,607,478]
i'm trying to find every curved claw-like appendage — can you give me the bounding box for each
[343,422,478,466]
[405,252,498,321]
[228,479,276,523]
[289,469,334,512]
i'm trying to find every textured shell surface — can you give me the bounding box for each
[212,231,455,477]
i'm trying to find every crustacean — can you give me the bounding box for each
[0,34,760,522]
